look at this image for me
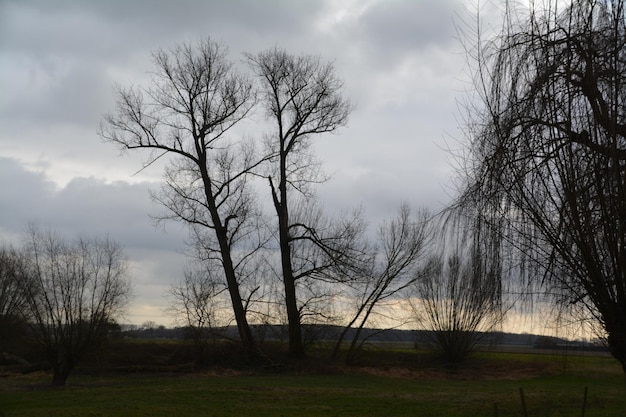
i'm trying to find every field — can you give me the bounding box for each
[1,342,624,416]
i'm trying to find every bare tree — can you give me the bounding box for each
[20,226,131,386]
[0,246,28,353]
[167,265,224,365]
[290,199,367,332]
[247,48,353,357]
[0,247,27,321]
[456,0,626,373]
[100,38,265,356]
[332,205,429,363]
[256,198,367,353]
[413,241,503,364]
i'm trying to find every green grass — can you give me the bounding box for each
[1,351,624,417]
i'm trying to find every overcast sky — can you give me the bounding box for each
[0,0,504,326]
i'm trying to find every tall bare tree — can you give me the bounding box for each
[247,48,353,357]
[332,205,429,363]
[100,39,265,356]
[456,0,626,372]
[20,226,131,386]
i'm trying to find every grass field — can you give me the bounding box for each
[1,347,624,416]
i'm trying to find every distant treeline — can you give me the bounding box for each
[118,324,607,352]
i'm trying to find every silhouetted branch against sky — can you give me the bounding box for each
[0,0,503,326]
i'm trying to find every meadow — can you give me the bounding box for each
[1,344,624,417]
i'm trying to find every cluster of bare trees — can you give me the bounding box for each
[101,40,368,359]
[99,38,495,364]
[0,226,131,385]
[95,0,626,375]
[3,0,625,388]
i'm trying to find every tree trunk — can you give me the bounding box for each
[200,166,258,358]
[279,210,304,358]
[51,359,73,386]
[221,249,258,357]
[346,314,371,365]
[333,302,371,361]
[605,314,626,380]
[276,152,304,358]
[52,369,70,386]
[332,325,352,360]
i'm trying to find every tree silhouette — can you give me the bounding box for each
[247,48,353,357]
[101,38,264,356]
[457,0,626,373]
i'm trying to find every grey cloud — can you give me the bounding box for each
[319,167,447,230]
[0,0,331,132]
[1,0,328,59]
[339,0,463,69]
[0,158,55,236]
[0,157,185,252]
[361,1,460,49]
[0,158,189,324]
[2,59,112,127]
